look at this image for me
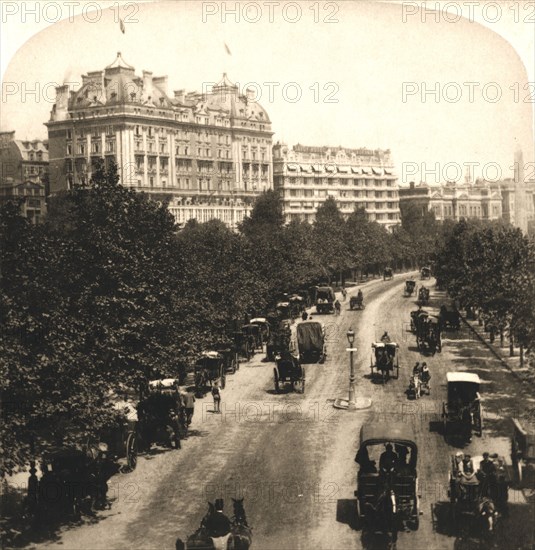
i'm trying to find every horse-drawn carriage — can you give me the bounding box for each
[33,445,119,519]
[273,350,305,393]
[289,294,306,318]
[416,314,442,354]
[275,300,291,320]
[243,323,263,352]
[354,424,420,541]
[137,379,183,450]
[370,342,399,382]
[410,308,427,333]
[383,267,393,280]
[266,319,292,362]
[249,317,271,348]
[448,453,509,534]
[420,266,431,280]
[296,320,326,363]
[194,351,226,396]
[404,280,417,297]
[350,293,365,310]
[315,285,335,314]
[511,418,535,486]
[417,286,430,306]
[233,326,257,362]
[439,305,461,330]
[442,372,482,440]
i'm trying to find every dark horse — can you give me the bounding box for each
[363,488,398,549]
[176,499,252,550]
[230,498,252,550]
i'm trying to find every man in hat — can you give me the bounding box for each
[462,454,475,475]
[379,443,398,475]
[479,452,496,496]
[205,498,232,538]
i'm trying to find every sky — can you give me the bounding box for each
[1,0,534,184]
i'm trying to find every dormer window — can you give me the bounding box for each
[111,91,117,100]
[159,97,164,105]
[130,92,136,101]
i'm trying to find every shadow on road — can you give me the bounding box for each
[335,498,358,530]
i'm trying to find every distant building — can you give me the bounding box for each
[483,178,535,230]
[46,52,274,229]
[272,142,400,229]
[398,180,502,221]
[0,130,49,186]
[0,180,47,223]
[398,181,430,216]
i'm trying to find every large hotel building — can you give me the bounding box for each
[46,53,274,228]
[273,143,400,229]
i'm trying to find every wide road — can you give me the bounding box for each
[39,275,535,550]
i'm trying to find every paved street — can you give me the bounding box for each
[37,276,535,550]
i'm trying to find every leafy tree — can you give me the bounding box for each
[313,198,349,280]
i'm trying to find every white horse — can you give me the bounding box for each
[409,374,421,399]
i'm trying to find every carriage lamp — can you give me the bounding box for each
[347,328,355,346]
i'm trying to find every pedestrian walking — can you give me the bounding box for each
[334,299,341,315]
[301,311,308,321]
[182,388,195,426]
[341,287,347,301]
[212,383,221,413]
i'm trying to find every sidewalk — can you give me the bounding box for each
[460,313,535,386]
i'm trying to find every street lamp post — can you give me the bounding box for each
[346,328,357,410]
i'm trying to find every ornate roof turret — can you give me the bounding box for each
[213,73,238,92]
[106,52,134,71]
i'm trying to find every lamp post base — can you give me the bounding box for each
[333,397,372,410]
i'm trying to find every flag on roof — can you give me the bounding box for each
[224,43,232,55]
[120,18,126,34]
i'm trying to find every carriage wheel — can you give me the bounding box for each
[301,367,306,394]
[395,364,399,380]
[126,432,138,471]
[274,368,279,393]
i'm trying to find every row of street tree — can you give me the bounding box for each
[433,219,535,359]
[1,160,532,476]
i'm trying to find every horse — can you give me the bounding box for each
[408,374,421,399]
[231,498,252,550]
[364,488,398,548]
[478,497,498,533]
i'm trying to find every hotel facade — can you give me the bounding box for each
[46,53,274,228]
[273,143,400,229]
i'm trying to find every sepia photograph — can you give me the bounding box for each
[1,1,534,549]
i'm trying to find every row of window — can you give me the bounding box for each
[287,188,396,199]
[280,177,395,188]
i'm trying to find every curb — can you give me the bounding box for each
[459,312,530,386]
